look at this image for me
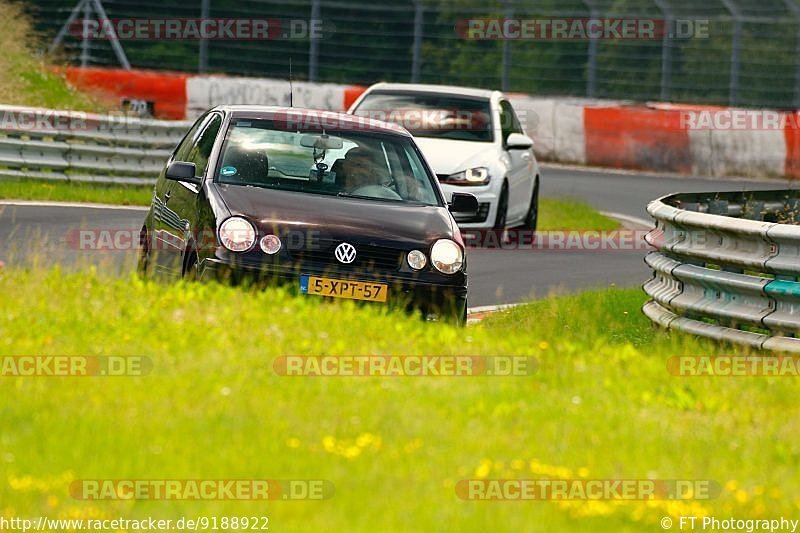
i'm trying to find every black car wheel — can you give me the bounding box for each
[182,250,199,281]
[493,182,509,230]
[521,180,539,231]
[137,226,150,278]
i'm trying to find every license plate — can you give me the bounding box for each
[300,275,388,302]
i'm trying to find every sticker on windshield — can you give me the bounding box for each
[220,166,237,177]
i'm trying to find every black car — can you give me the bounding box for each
[139,106,478,324]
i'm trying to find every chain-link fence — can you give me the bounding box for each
[27,0,800,109]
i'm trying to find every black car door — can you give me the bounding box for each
[155,112,224,277]
[150,114,205,275]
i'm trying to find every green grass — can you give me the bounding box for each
[1,267,796,531]
[0,178,152,206]
[0,3,102,111]
[538,198,619,231]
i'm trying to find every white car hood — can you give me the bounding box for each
[414,137,498,176]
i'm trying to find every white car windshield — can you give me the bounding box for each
[352,91,494,142]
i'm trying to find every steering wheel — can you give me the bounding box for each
[350,184,402,200]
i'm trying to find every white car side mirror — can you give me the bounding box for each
[506,133,534,150]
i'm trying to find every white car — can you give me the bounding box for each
[348,83,539,230]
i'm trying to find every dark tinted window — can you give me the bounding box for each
[173,114,206,162]
[185,114,223,177]
[499,100,522,144]
[216,118,440,206]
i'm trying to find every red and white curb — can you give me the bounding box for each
[467,303,522,324]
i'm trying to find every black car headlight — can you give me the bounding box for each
[430,239,464,274]
[218,216,256,252]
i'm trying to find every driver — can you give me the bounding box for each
[340,147,380,191]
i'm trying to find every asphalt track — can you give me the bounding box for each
[0,164,793,307]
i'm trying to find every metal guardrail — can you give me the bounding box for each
[0,105,189,185]
[643,189,800,352]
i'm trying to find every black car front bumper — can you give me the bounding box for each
[198,256,468,322]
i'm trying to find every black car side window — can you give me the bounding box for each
[499,100,523,144]
[185,114,223,178]
[173,115,207,162]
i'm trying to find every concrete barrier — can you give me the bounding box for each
[59,67,800,180]
[60,67,189,120]
[185,76,360,117]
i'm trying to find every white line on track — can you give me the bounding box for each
[599,211,653,229]
[467,303,521,315]
[0,200,148,211]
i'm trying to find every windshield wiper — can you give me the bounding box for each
[337,191,406,203]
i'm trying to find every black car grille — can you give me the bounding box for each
[289,240,404,272]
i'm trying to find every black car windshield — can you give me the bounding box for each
[352,91,494,142]
[216,118,440,206]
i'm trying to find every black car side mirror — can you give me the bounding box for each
[449,192,479,213]
[165,161,200,185]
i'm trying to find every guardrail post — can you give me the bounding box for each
[720,0,742,105]
[653,0,674,101]
[87,0,131,69]
[582,0,600,98]
[501,0,513,91]
[199,0,210,73]
[308,0,321,82]
[80,0,91,67]
[411,0,424,83]
[781,0,800,107]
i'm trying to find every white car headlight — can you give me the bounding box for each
[443,166,490,185]
[430,239,464,274]
[218,217,256,252]
[260,234,282,255]
[407,249,427,270]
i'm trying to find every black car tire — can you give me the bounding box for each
[493,182,509,230]
[137,226,150,278]
[182,250,199,281]
[521,180,539,231]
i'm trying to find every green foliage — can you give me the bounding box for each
[0,178,153,206]
[0,268,796,530]
[0,2,102,110]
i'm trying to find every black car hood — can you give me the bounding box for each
[213,183,454,245]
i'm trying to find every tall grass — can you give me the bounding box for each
[1,267,796,531]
